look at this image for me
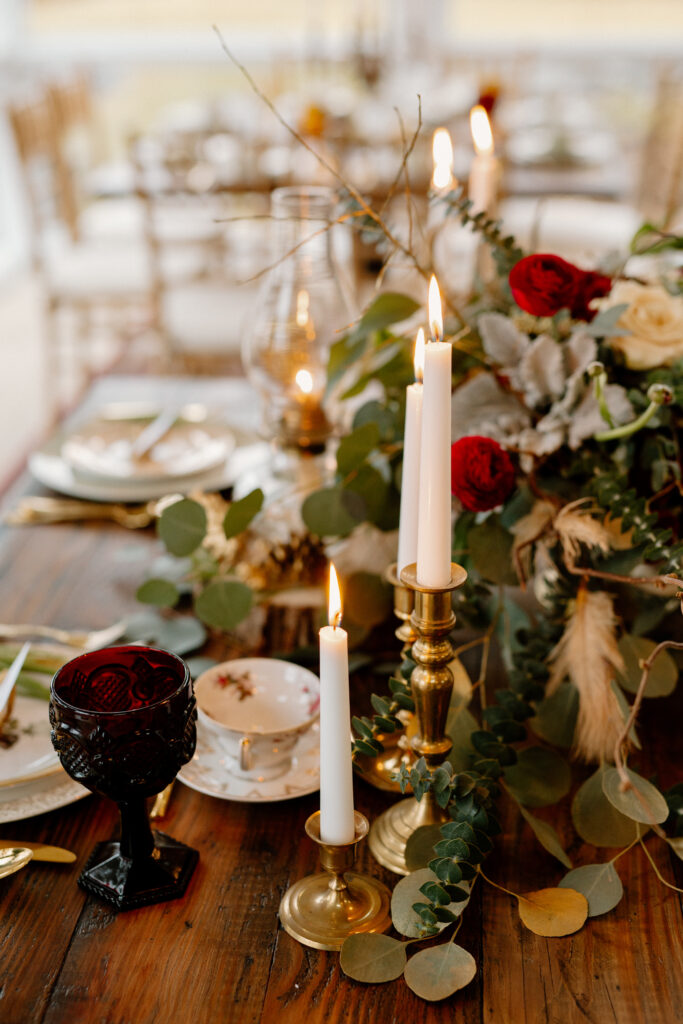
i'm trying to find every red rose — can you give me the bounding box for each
[509,254,611,322]
[451,436,516,512]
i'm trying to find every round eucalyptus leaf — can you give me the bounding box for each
[504,747,571,808]
[122,610,206,656]
[602,767,669,825]
[336,422,380,476]
[391,868,469,938]
[157,498,207,556]
[559,863,623,917]
[343,572,391,628]
[519,805,572,868]
[339,933,407,983]
[571,767,640,847]
[617,635,678,698]
[345,465,388,526]
[194,580,253,631]
[223,488,264,540]
[405,825,444,872]
[185,656,219,680]
[136,578,180,609]
[467,519,517,585]
[403,943,477,1001]
[301,486,365,538]
[445,703,478,772]
[530,682,578,749]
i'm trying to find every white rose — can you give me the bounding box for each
[600,281,683,370]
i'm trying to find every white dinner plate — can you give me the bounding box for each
[178,720,320,803]
[0,695,61,790]
[0,772,89,824]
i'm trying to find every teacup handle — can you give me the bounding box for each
[239,736,252,772]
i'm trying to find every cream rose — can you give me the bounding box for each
[600,281,683,370]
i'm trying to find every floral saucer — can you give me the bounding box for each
[177,719,320,803]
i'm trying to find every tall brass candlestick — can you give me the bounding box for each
[354,563,418,793]
[368,561,467,875]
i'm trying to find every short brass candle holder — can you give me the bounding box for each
[279,810,392,951]
[354,563,418,793]
[368,561,468,875]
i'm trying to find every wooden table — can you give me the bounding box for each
[0,395,681,1024]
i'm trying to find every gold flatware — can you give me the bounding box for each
[150,782,175,819]
[4,497,158,529]
[0,620,126,651]
[0,847,33,879]
[0,840,75,863]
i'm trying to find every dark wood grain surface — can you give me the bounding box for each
[0,471,681,1024]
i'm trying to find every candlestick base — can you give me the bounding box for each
[368,562,467,875]
[279,811,392,951]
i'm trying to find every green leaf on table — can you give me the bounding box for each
[517,887,588,936]
[391,869,470,937]
[445,702,478,772]
[530,681,578,748]
[559,863,624,917]
[339,933,407,983]
[344,464,388,526]
[571,766,640,847]
[357,292,420,334]
[467,518,518,585]
[617,635,678,698]
[405,826,445,872]
[518,805,572,868]
[122,610,206,656]
[222,488,264,539]
[136,578,180,609]
[610,680,641,749]
[158,498,207,556]
[337,422,381,475]
[148,554,193,583]
[504,747,571,807]
[301,486,365,538]
[194,580,253,631]
[342,572,391,628]
[602,767,669,825]
[404,944,477,1001]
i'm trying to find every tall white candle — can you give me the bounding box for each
[468,105,500,215]
[397,329,425,574]
[319,564,355,844]
[416,277,452,589]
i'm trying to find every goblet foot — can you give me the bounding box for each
[79,831,198,911]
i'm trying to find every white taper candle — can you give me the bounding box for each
[397,329,425,574]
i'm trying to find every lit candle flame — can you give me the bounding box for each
[328,563,343,629]
[470,105,494,156]
[432,127,454,190]
[414,328,425,384]
[296,289,310,327]
[428,276,443,342]
[295,368,314,394]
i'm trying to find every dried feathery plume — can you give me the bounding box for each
[511,500,556,578]
[547,588,626,762]
[554,499,611,563]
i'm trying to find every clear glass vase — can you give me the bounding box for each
[242,186,354,451]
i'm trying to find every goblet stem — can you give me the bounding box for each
[119,797,155,861]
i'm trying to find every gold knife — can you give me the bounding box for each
[0,840,76,863]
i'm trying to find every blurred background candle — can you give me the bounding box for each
[416,277,452,589]
[319,564,355,844]
[397,329,425,574]
[431,127,455,192]
[468,104,501,214]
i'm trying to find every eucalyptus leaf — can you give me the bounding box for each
[602,767,669,825]
[185,656,218,679]
[445,702,478,772]
[530,681,578,748]
[352,400,397,441]
[391,868,469,938]
[194,580,253,631]
[559,863,624,917]
[617,634,678,698]
[518,805,572,868]
[223,488,264,540]
[403,944,477,1001]
[122,610,206,656]
[136,578,180,609]
[157,498,207,556]
[517,887,588,936]
[343,572,391,628]
[667,837,683,861]
[405,826,445,872]
[467,519,518,585]
[301,486,365,538]
[357,292,420,334]
[345,465,388,526]
[571,766,640,847]
[504,747,571,808]
[337,422,381,476]
[339,933,407,983]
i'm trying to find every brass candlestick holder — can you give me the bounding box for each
[368,561,468,875]
[354,563,418,793]
[279,811,392,951]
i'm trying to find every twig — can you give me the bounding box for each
[639,836,683,894]
[565,557,682,594]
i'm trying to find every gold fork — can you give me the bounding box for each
[4,497,158,529]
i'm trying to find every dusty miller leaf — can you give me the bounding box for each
[559,863,623,917]
[478,312,527,365]
[339,933,407,983]
[517,887,588,936]
[403,944,477,1001]
[571,766,640,847]
[602,767,669,825]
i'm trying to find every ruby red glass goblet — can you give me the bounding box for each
[50,645,198,910]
